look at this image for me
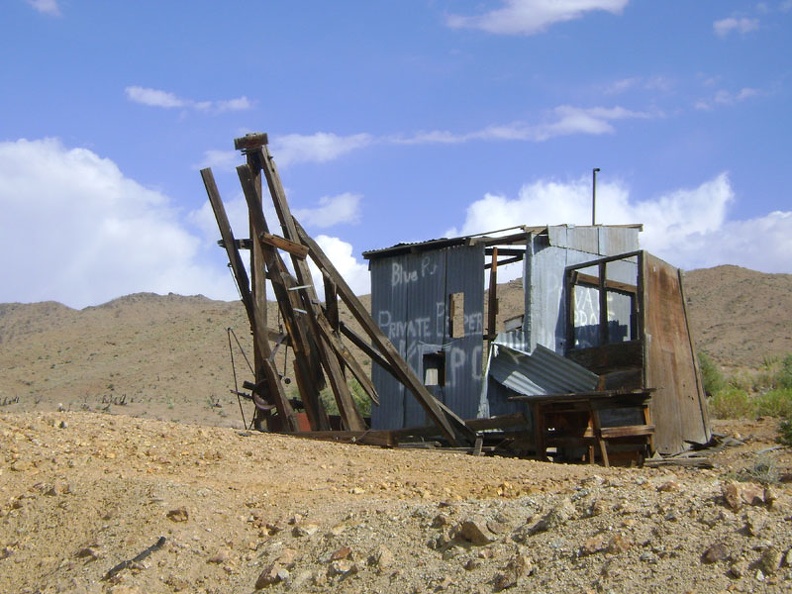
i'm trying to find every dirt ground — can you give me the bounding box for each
[1,411,790,594]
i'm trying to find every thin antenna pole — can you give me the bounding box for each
[592,168,601,226]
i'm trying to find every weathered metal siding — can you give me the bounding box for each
[524,226,641,354]
[642,253,711,453]
[370,253,408,429]
[488,344,599,397]
[369,244,485,429]
[444,245,486,420]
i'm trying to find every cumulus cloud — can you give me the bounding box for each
[0,138,236,308]
[713,17,760,37]
[310,235,371,298]
[446,173,791,274]
[125,86,252,113]
[293,193,362,228]
[27,0,60,16]
[446,0,629,35]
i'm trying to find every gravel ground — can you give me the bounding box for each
[1,412,791,593]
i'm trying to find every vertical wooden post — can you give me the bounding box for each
[201,166,298,432]
[258,143,365,431]
[487,247,499,341]
[234,134,271,430]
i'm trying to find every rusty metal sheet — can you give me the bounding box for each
[642,253,711,453]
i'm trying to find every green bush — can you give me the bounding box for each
[779,417,792,446]
[755,388,792,418]
[777,354,792,389]
[698,352,725,396]
[708,387,755,419]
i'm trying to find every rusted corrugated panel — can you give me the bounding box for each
[489,344,599,397]
[642,253,711,453]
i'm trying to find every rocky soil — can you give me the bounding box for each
[1,411,791,594]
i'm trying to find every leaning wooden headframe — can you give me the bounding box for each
[202,132,476,447]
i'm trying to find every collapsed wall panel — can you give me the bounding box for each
[642,253,711,453]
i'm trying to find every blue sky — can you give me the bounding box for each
[2,0,791,308]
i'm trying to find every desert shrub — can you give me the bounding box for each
[698,352,725,396]
[707,387,755,419]
[319,379,371,419]
[739,452,780,485]
[777,354,792,389]
[755,388,792,418]
[778,417,792,446]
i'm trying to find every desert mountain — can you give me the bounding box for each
[0,266,790,428]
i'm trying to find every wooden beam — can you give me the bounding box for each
[201,168,254,320]
[295,219,477,446]
[487,246,498,340]
[237,164,329,432]
[259,231,309,259]
[314,314,380,405]
[201,167,297,432]
[339,321,397,377]
[258,147,366,432]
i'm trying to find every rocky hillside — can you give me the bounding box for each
[1,266,790,428]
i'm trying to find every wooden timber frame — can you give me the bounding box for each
[202,132,477,447]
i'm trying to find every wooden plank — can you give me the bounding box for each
[291,430,395,447]
[295,219,477,447]
[487,247,498,339]
[255,149,365,432]
[234,132,269,151]
[314,314,380,405]
[339,322,394,375]
[201,167,297,432]
[599,424,655,438]
[201,168,254,319]
[237,164,329,432]
[259,231,309,258]
[324,277,340,331]
[574,272,638,295]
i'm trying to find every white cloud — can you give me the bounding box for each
[0,138,236,308]
[713,17,760,37]
[271,133,374,167]
[196,149,239,172]
[446,0,629,35]
[447,173,792,274]
[293,193,362,228]
[27,0,60,16]
[602,76,673,95]
[311,235,371,298]
[125,86,252,113]
[393,105,656,145]
[695,87,761,110]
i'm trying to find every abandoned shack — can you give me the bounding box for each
[363,225,711,457]
[204,132,710,464]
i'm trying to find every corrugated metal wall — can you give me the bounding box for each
[370,244,485,430]
[524,226,641,354]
